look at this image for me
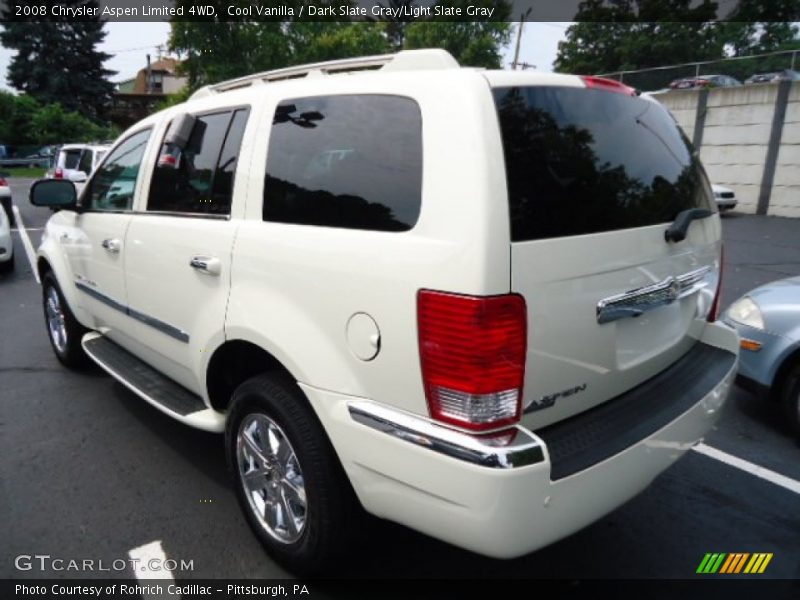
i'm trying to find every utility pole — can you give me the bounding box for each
[512,8,533,70]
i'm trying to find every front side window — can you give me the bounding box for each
[147,108,249,216]
[263,94,422,232]
[84,129,151,211]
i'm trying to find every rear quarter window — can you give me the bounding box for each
[493,86,715,242]
[263,94,422,232]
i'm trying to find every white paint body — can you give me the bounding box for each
[36,51,738,558]
[0,198,12,265]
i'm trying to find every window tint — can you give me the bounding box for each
[77,149,93,174]
[263,95,422,232]
[148,109,248,215]
[84,129,151,211]
[61,149,82,170]
[493,87,715,242]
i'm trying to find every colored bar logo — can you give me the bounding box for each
[696,553,773,574]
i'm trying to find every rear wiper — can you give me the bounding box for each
[664,208,713,243]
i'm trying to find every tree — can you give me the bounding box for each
[404,1,512,68]
[554,0,800,77]
[0,0,115,120]
[554,1,722,74]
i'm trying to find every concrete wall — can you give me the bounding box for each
[657,82,799,217]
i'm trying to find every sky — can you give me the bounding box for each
[0,21,566,92]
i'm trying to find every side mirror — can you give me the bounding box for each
[70,171,88,183]
[164,113,197,149]
[30,179,78,209]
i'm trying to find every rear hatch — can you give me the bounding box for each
[488,76,721,430]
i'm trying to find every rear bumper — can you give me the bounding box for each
[303,321,738,559]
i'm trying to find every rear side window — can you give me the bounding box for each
[148,108,249,215]
[263,94,422,232]
[77,149,93,174]
[493,87,715,242]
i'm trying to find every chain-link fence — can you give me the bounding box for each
[599,49,799,91]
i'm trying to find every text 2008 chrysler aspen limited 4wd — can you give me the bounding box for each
[30,50,739,573]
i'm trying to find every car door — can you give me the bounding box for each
[122,108,250,394]
[68,128,153,337]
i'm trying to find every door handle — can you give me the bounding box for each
[189,255,221,276]
[101,238,121,253]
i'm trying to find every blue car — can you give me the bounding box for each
[724,276,800,435]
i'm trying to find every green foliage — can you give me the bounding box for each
[554,0,799,76]
[169,1,513,88]
[0,1,115,120]
[405,2,512,69]
[0,91,117,145]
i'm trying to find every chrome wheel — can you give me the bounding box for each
[237,414,307,544]
[45,285,68,354]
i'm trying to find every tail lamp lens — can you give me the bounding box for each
[417,290,527,431]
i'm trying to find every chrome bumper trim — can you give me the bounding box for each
[347,401,545,469]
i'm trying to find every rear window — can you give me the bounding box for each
[61,149,83,170]
[493,86,714,242]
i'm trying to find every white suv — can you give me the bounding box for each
[30,50,739,574]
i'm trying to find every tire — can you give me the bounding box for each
[0,254,12,274]
[779,363,800,437]
[225,373,363,575]
[41,271,90,368]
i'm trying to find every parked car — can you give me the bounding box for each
[0,194,13,273]
[29,49,739,574]
[669,75,742,89]
[0,172,12,228]
[724,278,800,436]
[47,143,109,194]
[712,184,737,211]
[745,70,800,84]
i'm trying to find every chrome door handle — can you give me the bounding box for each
[101,238,121,253]
[189,255,221,276]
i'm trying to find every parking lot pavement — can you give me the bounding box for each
[1,185,799,580]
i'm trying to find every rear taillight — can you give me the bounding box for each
[581,75,637,96]
[0,178,6,186]
[417,290,527,432]
[708,246,724,322]
[54,167,63,179]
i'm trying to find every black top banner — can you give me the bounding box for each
[1,0,799,23]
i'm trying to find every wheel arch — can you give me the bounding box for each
[206,339,300,413]
[772,343,800,399]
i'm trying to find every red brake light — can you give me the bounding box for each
[0,178,6,186]
[418,290,527,432]
[708,246,724,322]
[581,75,637,96]
[54,167,63,179]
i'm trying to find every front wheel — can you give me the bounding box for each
[780,364,800,437]
[225,373,363,575]
[41,271,89,368]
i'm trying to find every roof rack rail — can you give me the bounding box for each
[188,49,459,101]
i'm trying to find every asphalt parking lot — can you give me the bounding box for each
[1,178,799,581]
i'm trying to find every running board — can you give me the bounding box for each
[82,332,225,433]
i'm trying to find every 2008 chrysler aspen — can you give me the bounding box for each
[30,50,738,573]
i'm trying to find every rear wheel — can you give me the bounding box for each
[41,271,89,368]
[225,373,363,575]
[779,363,800,437]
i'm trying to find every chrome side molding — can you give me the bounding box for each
[348,401,545,469]
[597,266,711,324]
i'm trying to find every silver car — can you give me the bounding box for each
[724,277,800,436]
